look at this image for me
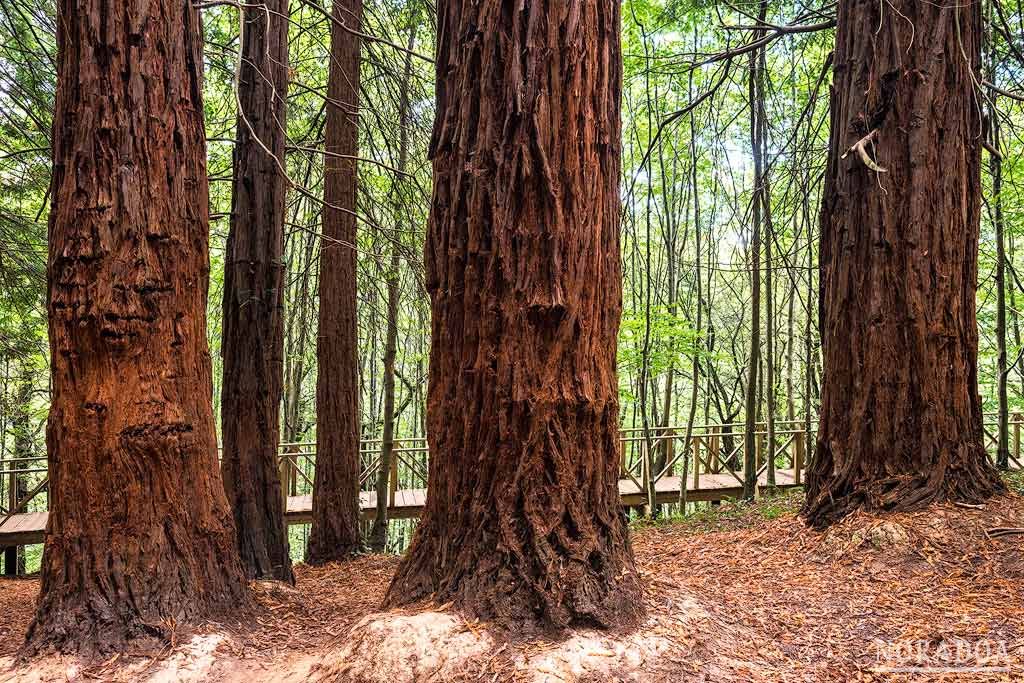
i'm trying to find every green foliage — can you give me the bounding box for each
[631,487,804,532]
[619,304,701,389]
[0,0,53,369]
[1005,470,1024,496]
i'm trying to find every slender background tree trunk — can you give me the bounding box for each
[993,106,1009,471]
[27,0,247,652]
[384,0,644,629]
[5,372,32,576]
[678,104,702,509]
[308,0,363,563]
[986,18,1009,471]
[742,1,767,500]
[219,0,294,584]
[369,18,418,553]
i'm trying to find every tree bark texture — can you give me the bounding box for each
[27,0,248,653]
[803,0,1004,527]
[219,0,294,584]
[384,0,643,629]
[308,0,362,563]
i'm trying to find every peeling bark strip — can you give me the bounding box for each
[220,0,293,583]
[803,0,1004,527]
[27,0,247,653]
[307,0,362,563]
[385,0,644,628]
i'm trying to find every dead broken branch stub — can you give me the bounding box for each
[841,129,888,173]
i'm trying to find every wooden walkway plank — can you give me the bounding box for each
[0,472,802,547]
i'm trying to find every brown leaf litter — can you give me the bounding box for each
[1,492,1021,682]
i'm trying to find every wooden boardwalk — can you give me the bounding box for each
[0,512,47,547]
[4,415,1021,561]
[0,470,799,546]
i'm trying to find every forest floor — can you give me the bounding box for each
[1,474,1023,682]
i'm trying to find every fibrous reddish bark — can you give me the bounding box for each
[384,0,643,629]
[803,0,1004,527]
[220,0,293,583]
[27,0,247,653]
[307,0,362,563]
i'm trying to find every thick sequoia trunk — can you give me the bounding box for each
[384,0,643,629]
[803,0,1004,527]
[27,0,247,653]
[307,0,362,563]
[219,0,293,583]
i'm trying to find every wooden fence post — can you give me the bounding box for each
[665,432,675,477]
[710,427,720,474]
[1014,413,1022,464]
[4,470,16,576]
[644,436,657,513]
[755,424,764,471]
[620,439,627,478]
[289,445,298,496]
[389,440,399,508]
[279,449,290,510]
[794,431,804,484]
[692,436,701,490]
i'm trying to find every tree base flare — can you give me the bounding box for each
[802,442,1005,529]
[6,498,1024,681]
[384,537,646,631]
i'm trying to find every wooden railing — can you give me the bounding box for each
[277,421,813,507]
[618,419,812,498]
[0,457,48,528]
[982,418,1024,469]
[277,438,430,506]
[3,412,1023,529]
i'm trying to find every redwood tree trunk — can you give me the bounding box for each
[219,0,293,583]
[27,0,247,652]
[803,0,1004,527]
[307,0,362,563]
[384,0,643,629]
